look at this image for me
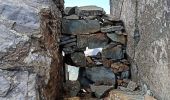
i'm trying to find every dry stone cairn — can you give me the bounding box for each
[62,5,132,99]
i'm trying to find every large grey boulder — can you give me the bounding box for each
[0,70,37,100]
[75,5,105,17]
[62,19,100,34]
[86,67,116,85]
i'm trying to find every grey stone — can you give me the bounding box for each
[64,80,80,97]
[102,44,124,60]
[71,52,86,67]
[60,38,76,45]
[77,35,88,50]
[90,85,113,98]
[107,33,126,44]
[121,71,130,79]
[101,26,123,33]
[0,70,36,100]
[0,24,29,53]
[88,33,109,49]
[63,15,79,20]
[64,7,77,15]
[63,47,75,54]
[0,76,11,97]
[86,67,116,85]
[102,14,115,21]
[0,0,49,35]
[75,5,105,17]
[62,19,100,35]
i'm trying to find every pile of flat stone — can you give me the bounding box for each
[61,5,132,99]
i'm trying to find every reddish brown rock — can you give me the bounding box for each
[104,90,144,100]
[111,62,129,73]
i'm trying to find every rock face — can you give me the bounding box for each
[0,0,64,99]
[0,70,36,100]
[110,0,170,99]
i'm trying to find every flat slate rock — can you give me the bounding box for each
[102,44,124,60]
[101,25,124,33]
[62,19,100,35]
[63,14,79,20]
[85,67,116,85]
[88,33,109,49]
[75,5,105,17]
[107,33,126,44]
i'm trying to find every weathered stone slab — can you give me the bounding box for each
[63,15,79,20]
[107,33,126,44]
[71,52,86,67]
[104,90,144,100]
[75,6,105,17]
[62,19,100,35]
[86,67,116,85]
[90,85,114,98]
[102,45,124,60]
[101,26,123,33]
[88,33,109,49]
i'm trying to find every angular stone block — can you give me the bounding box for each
[85,67,116,85]
[62,19,100,35]
[71,52,86,67]
[75,6,105,17]
[64,7,77,15]
[102,45,124,60]
[88,33,109,49]
[107,33,126,44]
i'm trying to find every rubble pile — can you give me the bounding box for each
[61,5,134,99]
